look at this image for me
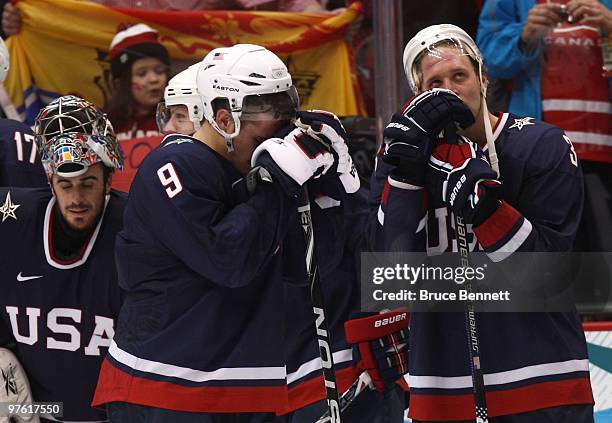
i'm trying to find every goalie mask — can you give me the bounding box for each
[196,44,299,152]
[35,95,124,178]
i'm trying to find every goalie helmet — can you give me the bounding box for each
[34,95,124,178]
[196,44,299,151]
[0,36,9,83]
[403,24,485,94]
[156,63,203,133]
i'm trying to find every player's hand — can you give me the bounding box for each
[344,309,409,392]
[401,88,475,138]
[2,3,22,36]
[295,110,360,193]
[427,138,501,226]
[251,127,334,187]
[520,3,564,45]
[382,89,474,187]
[567,0,612,32]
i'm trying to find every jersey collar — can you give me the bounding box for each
[482,112,509,153]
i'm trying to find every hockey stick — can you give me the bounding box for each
[454,213,489,423]
[315,371,373,423]
[298,186,342,423]
[447,127,489,423]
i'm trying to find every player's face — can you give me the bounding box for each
[51,163,110,232]
[230,119,286,175]
[164,105,195,135]
[131,57,168,112]
[417,47,483,127]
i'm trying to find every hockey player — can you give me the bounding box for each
[0,36,46,187]
[377,24,594,422]
[92,44,408,422]
[0,95,125,422]
[277,111,408,422]
[155,63,203,136]
[92,43,332,421]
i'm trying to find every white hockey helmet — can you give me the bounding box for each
[196,44,299,151]
[0,36,9,83]
[403,24,485,94]
[157,63,204,133]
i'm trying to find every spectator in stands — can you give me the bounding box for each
[478,0,611,162]
[478,0,612,256]
[105,23,170,141]
[0,0,17,38]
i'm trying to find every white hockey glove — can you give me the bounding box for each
[295,110,360,193]
[0,348,39,423]
[251,127,334,186]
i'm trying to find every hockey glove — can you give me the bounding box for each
[427,139,501,226]
[295,110,360,193]
[344,309,409,393]
[0,348,39,423]
[404,88,475,135]
[251,127,334,186]
[382,89,475,187]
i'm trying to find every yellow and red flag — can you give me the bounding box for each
[4,0,365,124]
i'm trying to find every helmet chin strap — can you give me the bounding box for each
[225,136,234,152]
[210,111,242,153]
[479,64,499,177]
[482,97,499,177]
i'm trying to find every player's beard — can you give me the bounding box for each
[52,198,105,260]
[66,203,103,232]
[59,192,106,234]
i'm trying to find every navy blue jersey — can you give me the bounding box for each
[0,188,125,422]
[280,180,373,413]
[375,113,593,420]
[0,119,47,187]
[93,134,299,413]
